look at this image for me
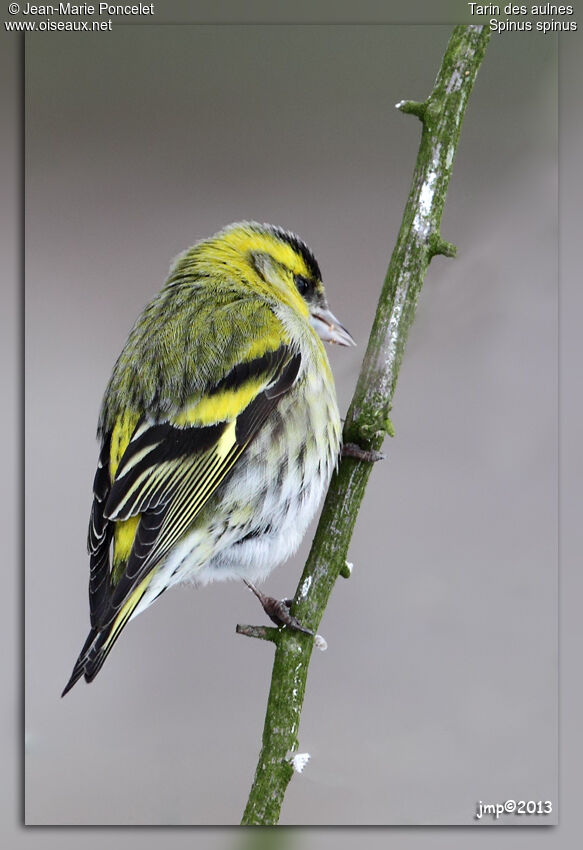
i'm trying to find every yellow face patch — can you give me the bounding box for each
[207,226,314,319]
[224,228,309,278]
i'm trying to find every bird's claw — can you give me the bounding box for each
[342,443,385,463]
[243,580,314,636]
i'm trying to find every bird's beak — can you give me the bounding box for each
[310,307,356,347]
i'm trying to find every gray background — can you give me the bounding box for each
[16,7,561,835]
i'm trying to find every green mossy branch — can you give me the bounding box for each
[240,25,490,826]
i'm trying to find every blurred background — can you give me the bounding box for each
[18,11,559,833]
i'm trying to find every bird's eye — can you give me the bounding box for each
[295,275,312,297]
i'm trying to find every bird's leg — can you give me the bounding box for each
[342,443,385,463]
[243,580,314,636]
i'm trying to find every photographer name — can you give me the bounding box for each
[20,2,155,14]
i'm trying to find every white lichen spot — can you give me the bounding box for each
[314,634,328,652]
[446,145,454,170]
[422,174,438,208]
[412,175,436,237]
[446,67,463,94]
[385,310,400,369]
[299,575,312,599]
[291,752,311,774]
[412,143,441,239]
[345,560,354,576]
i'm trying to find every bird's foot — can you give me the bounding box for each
[342,442,385,463]
[243,580,314,636]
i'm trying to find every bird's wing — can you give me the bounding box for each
[90,338,301,637]
[87,438,114,627]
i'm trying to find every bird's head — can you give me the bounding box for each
[201,221,356,347]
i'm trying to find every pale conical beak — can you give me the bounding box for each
[310,307,356,347]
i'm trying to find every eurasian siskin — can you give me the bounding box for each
[63,221,354,695]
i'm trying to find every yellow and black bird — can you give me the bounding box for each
[63,222,354,695]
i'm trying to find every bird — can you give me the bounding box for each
[62,221,355,696]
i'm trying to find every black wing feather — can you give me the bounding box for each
[105,421,228,521]
[87,438,114,628]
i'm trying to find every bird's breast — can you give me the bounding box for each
[192,362,341,584]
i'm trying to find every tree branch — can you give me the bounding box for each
[240,24,491,825]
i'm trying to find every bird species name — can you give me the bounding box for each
[468,2,577,30]
[468,3,574,11]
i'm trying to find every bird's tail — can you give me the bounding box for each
[62,572,159,696]
[61,621,121,697]
[61,585,149,697]
[61,628,99,696]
